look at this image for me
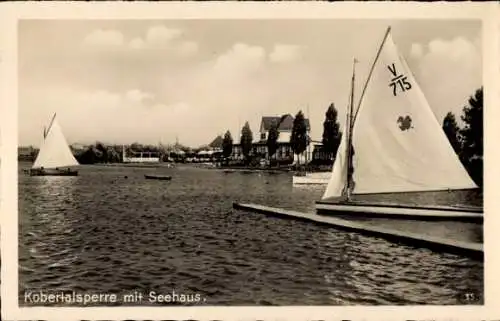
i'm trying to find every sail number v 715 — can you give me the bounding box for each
[388,63,412,96]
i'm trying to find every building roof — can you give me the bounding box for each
[18,146,35,156]
[260,114,310,132]
[209,135,223,148]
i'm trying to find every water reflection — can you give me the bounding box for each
[20,173,82,291]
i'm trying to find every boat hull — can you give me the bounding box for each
[315,201,483,223]
[293,172,330,185]
[144,174,172,181]
[293,176,329,185]
[27,168,78,176]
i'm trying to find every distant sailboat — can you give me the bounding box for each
[315,27,483,222]
[28,113,79,176]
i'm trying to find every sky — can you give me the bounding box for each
[18,19,482,148]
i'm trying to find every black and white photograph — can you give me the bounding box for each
[1,2,498,320]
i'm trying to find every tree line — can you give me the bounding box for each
[71,141,222,164]
[442,87,483,187]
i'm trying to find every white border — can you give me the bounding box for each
[1,2,499,320]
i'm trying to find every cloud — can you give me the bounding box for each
[410,43,423,59]
[269,44,302,63]
[214,43,266,75]
[82,29,124,47]
[156,42,323,145]
[20,21,481,148]
[176,41,199,56]
[427,37,478,62]
[83,25,198,56]
[145,25,182,46]
[19,86,197,146]
[124,89,155,105]
[410,35,481,124]
[85,90,122,108]
[128,38,145,50]
[130,25,197,56]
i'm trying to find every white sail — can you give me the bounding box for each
[322,128,348,199]
[32,115,79,169]
[352,30,476,194]
[322,28,477,199]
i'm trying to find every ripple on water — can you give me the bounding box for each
[18,164,483,306]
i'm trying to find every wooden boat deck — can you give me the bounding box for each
[233,202,483,261]
[318,198,483,213]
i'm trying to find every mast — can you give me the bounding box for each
[342,98,351,198]
[306,104,310,166]
[343,26,391,200]
[344,58,357,201]
[44,113,57,139]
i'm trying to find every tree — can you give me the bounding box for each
[460,87,483,187]
[130,142,142,151]
[266,120,279,162]
[95,142,108,163]
[107,146,121,163]
[290,110,308,166]
[322,103,342,160]
[222,130,233,161]
[442,111,462,156]
[240,121,253,164]
[76,145,99,164]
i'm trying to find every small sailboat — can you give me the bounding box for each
[28,113,79,176]
[315,27,483,222]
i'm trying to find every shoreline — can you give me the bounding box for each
[17,160,332,173]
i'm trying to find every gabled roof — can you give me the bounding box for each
[260,114,310,132]
[260,116,281,131]
[209,135,223,148]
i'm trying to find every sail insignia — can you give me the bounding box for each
[397,116,413,131]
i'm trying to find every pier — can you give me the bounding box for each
[233,203,483,260]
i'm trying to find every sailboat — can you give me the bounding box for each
[315,27,483,222]
[28,113,79,176]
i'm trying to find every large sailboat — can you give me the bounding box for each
[315,27,483,222]
[28,113,79,176]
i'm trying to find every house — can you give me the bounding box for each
[231,114,312,162]
[122,145,160,163]
[311,143,334,163]
[259,114,310,143]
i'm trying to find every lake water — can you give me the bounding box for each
[18,163,483,306]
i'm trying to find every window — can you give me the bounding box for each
[260,133,266,140]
